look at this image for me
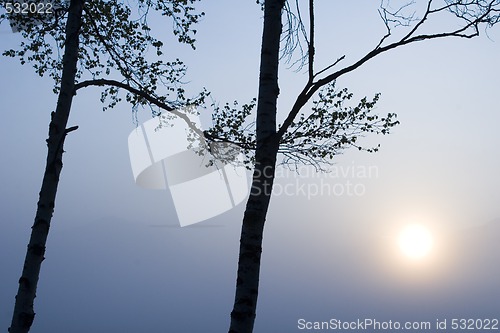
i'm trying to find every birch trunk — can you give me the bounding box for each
[9,1,83,332]
[228,1,284,332]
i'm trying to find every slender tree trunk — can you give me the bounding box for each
[228,1,284,332]
[9,1,83,332]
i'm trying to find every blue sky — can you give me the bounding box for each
[1,1,500,332]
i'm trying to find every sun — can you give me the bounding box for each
[398,224,433,259]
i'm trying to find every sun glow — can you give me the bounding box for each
[398,224,433,260]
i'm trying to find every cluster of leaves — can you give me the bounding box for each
[156,0,203,45]
[146,104,250,170]
[204,84,399,171]
[279,83,399,170]
[203,99,257,168]
[0,0,205,111]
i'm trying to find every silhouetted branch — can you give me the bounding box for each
[75,79,173,109]
[313,55,345,78]
[74,78,205,139]
[65,125,79,134]
[281,0,308,69]
[277,0,500,140]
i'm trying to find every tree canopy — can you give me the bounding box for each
[1,0,206,110]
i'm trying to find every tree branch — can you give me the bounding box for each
[82,2,136,84]
[75,79,173,110]
[313,55,345,78]
[74,78,205,140]
[277,0,499,140]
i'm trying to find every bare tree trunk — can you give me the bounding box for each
[228,1,284,332]
[9,1,83,332]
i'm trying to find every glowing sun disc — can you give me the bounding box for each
[398,224,433,259]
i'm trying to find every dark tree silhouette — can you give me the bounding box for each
[202,1,500,332]
[1,1,204,332]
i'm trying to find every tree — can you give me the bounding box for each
[1,1,204,332]
[203,1,500,332]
